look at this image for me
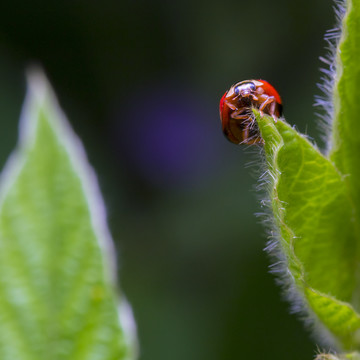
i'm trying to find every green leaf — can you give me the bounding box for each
[252,0,360,352]
[0,70,137,359]
[331,0,360,214]
[256,112,360,349]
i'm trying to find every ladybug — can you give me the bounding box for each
[219,80,282,145]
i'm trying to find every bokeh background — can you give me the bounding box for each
[0,1,336,359]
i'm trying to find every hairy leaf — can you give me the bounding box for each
[257,112,360,350]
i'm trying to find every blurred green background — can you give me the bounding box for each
[0,0,335,359]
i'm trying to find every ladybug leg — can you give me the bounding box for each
[259,96,275,111]
[231,108,249,120]
[232,113,249,120]
[268,101,278,122]
[226,102,237,111]
[259,96,277,122]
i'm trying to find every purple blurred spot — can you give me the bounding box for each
[111,84,222,188]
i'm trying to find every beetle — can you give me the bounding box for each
[219,80,282,145]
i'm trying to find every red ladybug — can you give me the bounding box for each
[219,80,282,145]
